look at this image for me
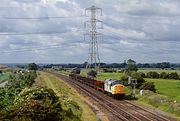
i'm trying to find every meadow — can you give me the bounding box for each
[0,73,9,82]
[138,68,180,75]
[145,78,180,100]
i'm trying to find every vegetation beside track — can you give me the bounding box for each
[0,72,10,84]
[74,68,180,118]
[135,90,180,118]
[34,72,97,121]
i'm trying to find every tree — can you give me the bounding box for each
[146,71,159,78]
[168,72,179,80]
[26,63,38,70]
[159,72,168,79]
[124,59,138,73]
[131,72,145,87]
[139,82,156,92]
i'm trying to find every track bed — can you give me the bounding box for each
[50,72,176,121]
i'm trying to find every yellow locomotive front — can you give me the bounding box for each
[104,79,125,99]
[111,84,125,99]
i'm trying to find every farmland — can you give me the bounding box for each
[0,72,10,87]
[138,68,180,75]
[145,78,180,100]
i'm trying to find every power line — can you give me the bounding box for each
[0,40,85,54]
[0,16,83,20]
[0,29,84,36]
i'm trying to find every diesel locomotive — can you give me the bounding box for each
[69,74,125,99]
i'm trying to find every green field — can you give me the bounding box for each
[138,68,180,74]
[96,72,123,81]
[145,78,180,100]
[0,73,9,83]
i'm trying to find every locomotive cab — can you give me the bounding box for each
[104,79,125,99]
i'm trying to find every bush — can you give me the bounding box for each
[121,74,129,85]
[138,72,146,78]
[131,72,145,88]
[168,72,180,80]
[0,87,82,121]
[139,82,156,92]
[159,72,168,79]
[0,100,62,121]
[103,68,116,73]
[146,71,159,78]
[121,72,145,87]
[14,87,59,105]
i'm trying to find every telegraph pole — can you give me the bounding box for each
[84,5,103,71]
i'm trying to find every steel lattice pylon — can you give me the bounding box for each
[84,5,103,70]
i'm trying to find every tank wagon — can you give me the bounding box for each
[69,74,125,99]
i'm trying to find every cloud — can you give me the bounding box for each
[0,0,179,63]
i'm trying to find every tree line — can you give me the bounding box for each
[42,62,180,69]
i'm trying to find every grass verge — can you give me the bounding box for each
[134,90,180,119]
[33,71,97,121]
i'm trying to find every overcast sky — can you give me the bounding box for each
[0,0,180,64]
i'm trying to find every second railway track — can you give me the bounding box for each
[50,72,175,121]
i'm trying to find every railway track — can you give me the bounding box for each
[50,72,175,121]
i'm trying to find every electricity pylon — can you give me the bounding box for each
[84,5,103,71]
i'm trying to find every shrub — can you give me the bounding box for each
[159,72,168,79]
[103,68,115,73]
[14,87,59,105]
[0,100,62,121]
[138,72,146,78]
[121,72,145,87]
[146,71,159,78]
[139,82,156,92]
[168,72,179,80]
[121,74,129,85]
[131,72,145,88]
[0,87,82,121]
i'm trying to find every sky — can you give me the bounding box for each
[0,0,180,64]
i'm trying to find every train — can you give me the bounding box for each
[69,73,125,99]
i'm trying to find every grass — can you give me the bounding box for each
[145,78,180,100]
[80,69,123,81]
[96,72,123,81]
[0,73,9,84]
[135,90,180,118]
[138,68,180,75]
[33,71,97,121]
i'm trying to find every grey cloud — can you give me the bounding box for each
[0,0,180,63]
